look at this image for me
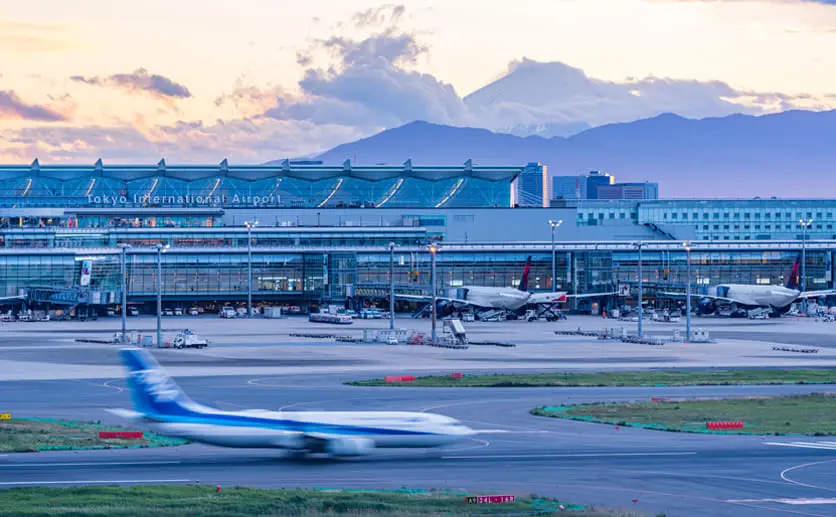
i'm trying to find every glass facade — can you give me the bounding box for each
[0,161,520,210]
[0,228,429,250]
[0,245,832,306]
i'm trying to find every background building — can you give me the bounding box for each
[597,182,659,200]
[552,175,587,201]
[515,162,548,207]
[585,171,614,200]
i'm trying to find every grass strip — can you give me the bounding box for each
[0,485,657,517]
[0,418,188,453]
[348,369,836,387]
[533,393,836,435]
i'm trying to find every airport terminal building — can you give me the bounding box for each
[1,159,835,315]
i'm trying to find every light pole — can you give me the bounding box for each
[155,243,169,347]
[119,244,131,340]
[389,242,396,330]
[683,241,692,343]
[634,241,643,337]
[245,220,259,317]
[800,218,813,314]
[429,243,438,345]
[548,220,563,292]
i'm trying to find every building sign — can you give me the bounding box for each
[80,260,92,286]
[86,194,280,208]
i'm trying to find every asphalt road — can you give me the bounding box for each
[2,373,836,517]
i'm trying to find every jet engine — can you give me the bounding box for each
[696,298,717,315]
[325,437,375,457]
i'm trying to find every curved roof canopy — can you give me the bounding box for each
[0,159,524,183]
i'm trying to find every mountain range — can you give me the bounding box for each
[307,109,836,199]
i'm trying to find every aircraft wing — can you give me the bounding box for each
[0,295,25,303]
[395,293,490,308]
[797,289,836,299]
[658,291,740,304]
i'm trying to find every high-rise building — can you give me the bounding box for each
[586,171,614,200]
[597,182,659,200]
[516,162,549,207]
[553,175,588,200]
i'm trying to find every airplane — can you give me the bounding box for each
[397,256,615,314]
[661,254,836,317]
[108,348,475,457]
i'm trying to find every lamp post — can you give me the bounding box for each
[683,241,692,343]
[119,244,131,340]
[245,220,259,317]
[389,242,396,330]
[429,243,438,345]
[634,241,643,337]
[800,218,813,314]
[155,243,169,347]
[548,220,563,292]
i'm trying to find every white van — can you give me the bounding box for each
[219,306,236,318]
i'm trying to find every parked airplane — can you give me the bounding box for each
[662,254,836,316]
[109,348,475,457]
[397,256,613,313]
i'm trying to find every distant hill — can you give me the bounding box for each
[310,110,836,198]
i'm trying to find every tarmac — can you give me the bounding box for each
[2,314,836,516]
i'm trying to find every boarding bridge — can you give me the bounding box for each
[19,286,117,320]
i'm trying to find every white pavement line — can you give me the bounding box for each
[0,479,192,486]
[728,498,836,505]
[780,459,836,491]
[0,461,181,468]
[766,442,836,450]
[442,452,698,460]
[473,429,550,434]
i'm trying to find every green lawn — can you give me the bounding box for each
[533,393,836,435]
[0,418,188,452]
[347,369,836,388]
[0,486,655,517]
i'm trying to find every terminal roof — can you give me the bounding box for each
[0,159,523,183]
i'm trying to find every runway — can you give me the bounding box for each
[3,373,836,517]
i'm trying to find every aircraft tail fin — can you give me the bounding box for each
[785,253,802,290]
[119,348,195,417]
[518,256,532,292]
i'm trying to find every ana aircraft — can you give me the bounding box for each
[109,348,475,457]
[397,256,613,313]
[662,255,836,316]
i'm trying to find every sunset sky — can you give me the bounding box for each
[2,0,836,163]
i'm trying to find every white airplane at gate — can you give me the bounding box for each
[109,349,475,457]
[662,254,836,316]
[398,256,614,312]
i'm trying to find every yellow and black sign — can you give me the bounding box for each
[0,413,11,420]
[465,497,478,505]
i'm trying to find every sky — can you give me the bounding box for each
[1,0,836,163]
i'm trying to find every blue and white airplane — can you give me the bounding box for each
[109,348,475,457]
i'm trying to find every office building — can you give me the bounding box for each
[516,162,548,207]
[597,182,659,200]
